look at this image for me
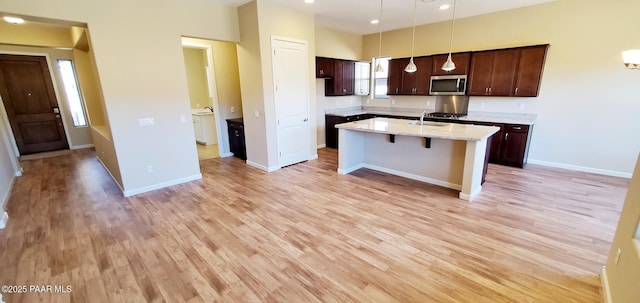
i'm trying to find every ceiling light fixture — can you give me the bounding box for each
[304,0,314,3]
[622,50,640,69]
[440,4,450,10]
[404,0,418,73]
[375,0,385,73]
[3,16,25,25]
[442,0,457,72]
[371,19,379,24]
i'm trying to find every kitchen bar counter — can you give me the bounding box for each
[336,118,499,201]
[326,106,537,125]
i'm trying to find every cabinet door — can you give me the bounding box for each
[354,62,371,96]
[342,60,355,95]
[514,45,548,97]
[500,125,529,167]
[193,116,203,142]
[468,51,494,96]
[489,49,520,96]
[472,122,503,163]
[431,52,471,76]
[398,57,432,95]
[325,115,348,148]
[387,58,407,95]
[316,57,334,78]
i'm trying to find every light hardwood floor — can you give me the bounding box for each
[0,148,629,303]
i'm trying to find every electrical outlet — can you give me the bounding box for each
[230,107,235,113]
[146,165,154,174]
[391,99,395,105]
[519,103,525,110]
[180,115,186,123]
[426,101,431,107]
[137,118,155,127]
[254,110,260,118]
[615,248,622,265]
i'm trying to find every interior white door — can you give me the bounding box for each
[272,37,310,167]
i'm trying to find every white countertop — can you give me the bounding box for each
[336,117,499,141]
[191,109,214,116]
[325,107,537,125]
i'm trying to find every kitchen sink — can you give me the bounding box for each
[408,121,447,127]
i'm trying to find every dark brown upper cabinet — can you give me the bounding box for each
[468,45,549,97]
[316,57,334,78]
[431,52,471,76]
[324,59,355,96]
[387,56,432,96]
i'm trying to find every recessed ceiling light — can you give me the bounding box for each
[304,0,314,3]
[3,16,25,24]
[440,4,450,10]
[371,19,379,24]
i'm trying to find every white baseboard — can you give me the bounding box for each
[528,159,632,179]
[70,144,95,150]
[0,172,17,224]
[96,156,125,193]
[220,152,234,158]
[246,160,280,172]
[317,144,326,149]
[309,154,318,160]
[600,266,612,303]
[337,163,364,175]
[364,164,462,191]
[123,174,202,197]
[0,212,8,229]
[459,186,482,201]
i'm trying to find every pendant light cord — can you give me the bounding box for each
[447,0,457,56]
[410,0,417,58]
[378,0,383,59]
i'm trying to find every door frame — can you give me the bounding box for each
[0,50,73,156]
[180,39,228,158]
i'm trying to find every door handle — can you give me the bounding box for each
[53,107,60,114]
[303,118,308,122]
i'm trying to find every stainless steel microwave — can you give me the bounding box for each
[429,75,467,95]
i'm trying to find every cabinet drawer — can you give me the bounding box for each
[505,125,528,132]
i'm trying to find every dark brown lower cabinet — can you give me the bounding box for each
[325,114,375,148]
[226,118,246,160]
[470,122,531,168]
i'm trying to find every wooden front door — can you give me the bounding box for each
[0,54,68,155]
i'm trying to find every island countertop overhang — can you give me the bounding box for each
[335,117,499,141]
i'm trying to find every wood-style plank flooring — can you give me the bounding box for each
[0,148,629,303]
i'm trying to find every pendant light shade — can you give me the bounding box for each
[442,0,458,72]
[442,54,456,71]
[405,57,417,73]
[375,0,385,73]
[405,0,418,73]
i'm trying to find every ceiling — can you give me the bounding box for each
[216,0,556,35]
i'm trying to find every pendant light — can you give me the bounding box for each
[375,0,385,73]
[442,0,457,71]
[404,0,418,73]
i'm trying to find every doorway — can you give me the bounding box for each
[0,54,69,155]
[181,42,224,161]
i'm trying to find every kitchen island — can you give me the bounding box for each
[336,118,499,201]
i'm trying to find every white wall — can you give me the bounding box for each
[362,0,640,176]
[0,96,20,213]
[604,154,640,302]
[0,0,240,195]
[314,27,366,146]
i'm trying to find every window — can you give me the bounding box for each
[372,57,390,99]
[57,60,88,127]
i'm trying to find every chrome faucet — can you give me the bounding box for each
[420,110,428,125]
[204,106,213,112]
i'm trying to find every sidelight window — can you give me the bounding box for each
[57,60,88,127]
[371,57,390,99]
